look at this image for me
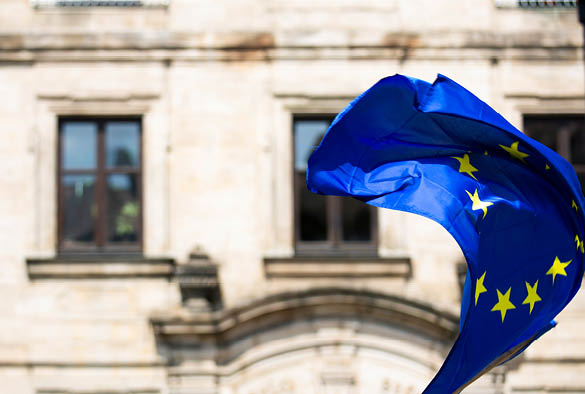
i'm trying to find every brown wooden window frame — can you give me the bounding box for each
[293,115,378,256]
[57,116,143,254]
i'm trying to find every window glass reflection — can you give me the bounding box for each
[106,121,140,168]
[62,175,95,245]
[107,174,139,243]
[294,120,328,171]
[62,122,97,170]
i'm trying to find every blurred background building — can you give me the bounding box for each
[0,0,584,393]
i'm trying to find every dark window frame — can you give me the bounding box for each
[523,114,585,191]
[293,115,378,256]
[57,116,143,254]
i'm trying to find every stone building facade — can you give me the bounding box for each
[0,0,584,393]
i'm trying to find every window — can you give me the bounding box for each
[524,114,585,190]
[58,117,142,252]
[293,117,377,255]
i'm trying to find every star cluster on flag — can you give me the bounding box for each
[454,143,579,324]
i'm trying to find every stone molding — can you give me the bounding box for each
[38,390,160,394]
[0,361,164,367]
[508,94,585,115]
[167,337,440,382]
[0,31,579,51]
[152,287,459,351]
[32,91,170,257]
[264,255,411,278]
[27,255,175,279]
[152,287,459,394]
[0,31,580,63]
[31,0,169,8]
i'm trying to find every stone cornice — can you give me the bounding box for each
[0,31,580,63]
[0,47,581,64]
[0,31,580,50]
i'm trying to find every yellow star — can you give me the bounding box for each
[522,280,542,314]
[575,235,584,253]
[491,287,516,322]
[452,154,479,180]
[545,163,550,170]
[499,141,529,162]
[465,189,493,218]
[475,271,487,306]
[572,200,578,212]
[546,256,572,285]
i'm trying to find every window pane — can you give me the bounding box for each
[61,121,97,170]
[294,119,329,171]
[106,121,140,168]
[295,167,327,242]
[295,119,331,243]
[62,175,95,245]
[525,118,558,153]
[341,197,372,241]
[570,121,585,165]
[577,172,585,193]
[299,187,328,241]
[524,116,585,161]
[107,174,139,243]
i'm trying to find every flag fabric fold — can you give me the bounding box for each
[306,74,585,393]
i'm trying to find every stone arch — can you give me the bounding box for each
[152,287,458,393]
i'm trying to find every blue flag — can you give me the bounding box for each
[306,74,585,393]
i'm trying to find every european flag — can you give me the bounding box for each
[306,74,585,393]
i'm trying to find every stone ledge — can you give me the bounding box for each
[0,360,164,367]
[0,47,580,64]
[0,31,579,51]
[264,255,411,279]
[31,0,169,8]
[26,255,175,279]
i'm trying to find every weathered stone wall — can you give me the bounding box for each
[0,0,582,393]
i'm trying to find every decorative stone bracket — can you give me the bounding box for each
[175,253,222,311]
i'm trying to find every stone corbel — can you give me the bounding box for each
[175,252,222,311]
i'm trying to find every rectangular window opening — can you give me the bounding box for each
[524,114,585,193]
[58,117,142,254]
[293,116,377,256]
